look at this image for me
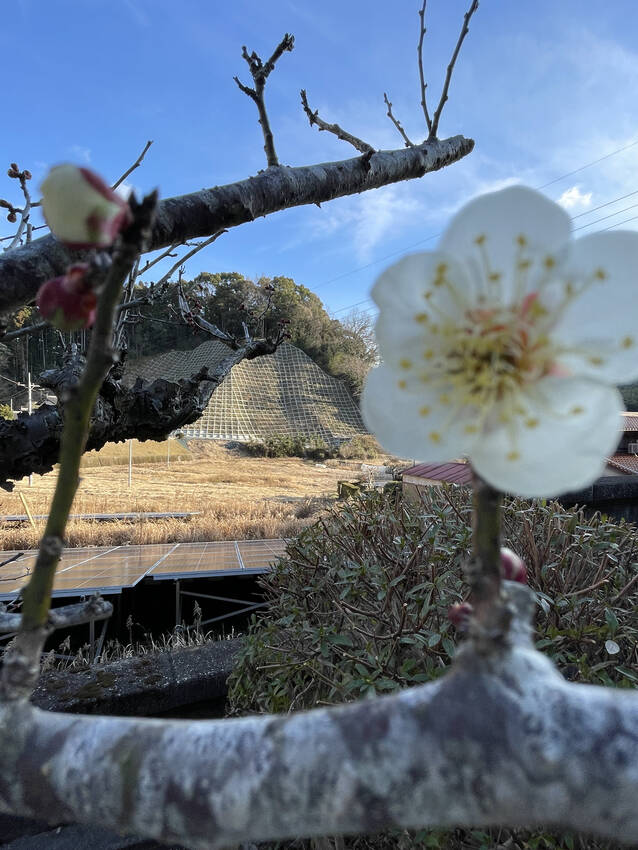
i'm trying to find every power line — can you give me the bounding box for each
[572,201,638,232]
[571,187,638,219]
[315,137,638,295]
[331,203,638,320]
[536,138,638,190]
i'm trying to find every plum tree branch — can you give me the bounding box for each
[0,134,474,318]
[234,34,294,167]
[429,0,479,139]
[1,584,637,847]
[111,139,153,191]
[300,89,375,154]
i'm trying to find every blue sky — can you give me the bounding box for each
[3,0,638,322]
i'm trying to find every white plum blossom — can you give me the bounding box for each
[361,186,638,497]
[40,164,131,249]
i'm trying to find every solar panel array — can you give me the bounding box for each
[0,539,287,600]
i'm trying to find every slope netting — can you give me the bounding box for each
[124,340,368,444]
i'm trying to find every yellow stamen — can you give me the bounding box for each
[507,451,520,461]
[429,431,441,443]
[399,358,413,370]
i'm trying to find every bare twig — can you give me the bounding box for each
[154,232,225,291]
[429,0,479,139]
[383,93,414,147]
[417,0,432,133]
[177,278,238,347]
[300,90,374,154]
[4,167,33,252]
[234,34,295,167]
[138,242,179,276]
[111,140,153,191]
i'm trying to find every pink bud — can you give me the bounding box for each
[40,164,132,249]
[448,601,473,631]
[500,547,527,583]
[36,264,97,331]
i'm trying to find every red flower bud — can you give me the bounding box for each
[40,164,132,249]
[36,264,97,331]
[10,163,18,172]
[7,211,17,223]
[448,601,473,631]
[23,170,32,180]
[500,547,527,583]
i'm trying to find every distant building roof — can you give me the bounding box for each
[402,461,472,485]
[607,454,638,474]
[623,412,638,432]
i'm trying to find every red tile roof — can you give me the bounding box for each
[623,412,638,432]
[402,461,472,485]
[607,454,638,474]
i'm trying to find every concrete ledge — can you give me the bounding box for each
[32,637,242,716]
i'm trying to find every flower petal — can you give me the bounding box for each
[470,377,623,497]
[371,251,472,319]
[372,252,472,370]
[551,231,638,384]
[439,186,571,304]
[361,364,477,461]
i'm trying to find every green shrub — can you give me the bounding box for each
[243,433,337,460]
[0,403,16,420]
[228,486,638,849]
[337,434,381,460]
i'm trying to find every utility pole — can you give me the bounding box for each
[27,372,32,487]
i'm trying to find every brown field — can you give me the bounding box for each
[0,440,389,550]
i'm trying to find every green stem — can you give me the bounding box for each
[470,471,502,613]
[7,193,157,686]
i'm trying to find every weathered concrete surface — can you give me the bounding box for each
[32,638,241,716]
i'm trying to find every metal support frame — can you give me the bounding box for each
[174,584,267,627]
[0,612,110,665]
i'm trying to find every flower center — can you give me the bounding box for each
[441,299,554,411]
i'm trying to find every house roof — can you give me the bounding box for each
[607,454,638,474]
[402,461,473,485]
[403,454,638,483]
[623,412,638,432]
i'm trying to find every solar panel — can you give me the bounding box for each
[0,544,176,599]
[0,539,288,598]
[149,542,242,579]
[236,539,287,571]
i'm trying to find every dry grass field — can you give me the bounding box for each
[0,440,387,550]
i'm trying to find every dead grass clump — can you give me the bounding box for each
[0,440,406,550]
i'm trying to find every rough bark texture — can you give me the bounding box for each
[1,585,637,847]
[0,341,274,490]
[0,136,473,317]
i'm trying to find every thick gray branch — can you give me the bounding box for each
[0,586,638,847]
[0,135,474,316]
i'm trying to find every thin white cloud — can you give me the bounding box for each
[557,186,593,211]
[69,145,91,164]
[114,181,139,200]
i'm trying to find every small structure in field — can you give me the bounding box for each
[125,340,367,445]
[402,461,472,503]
